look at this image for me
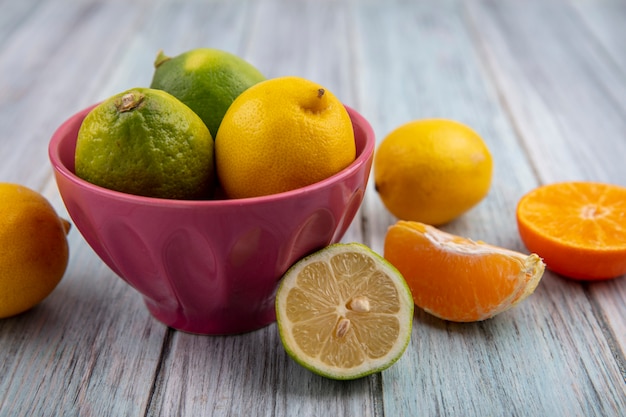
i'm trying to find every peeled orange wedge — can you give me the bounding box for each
[517,181,626,280]
[384,221,544,322]
[275,243,414,380]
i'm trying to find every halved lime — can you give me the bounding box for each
[275,243,414,380]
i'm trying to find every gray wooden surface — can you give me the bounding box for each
[1,0,625,416]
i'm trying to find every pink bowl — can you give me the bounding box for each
[49,104,375,334]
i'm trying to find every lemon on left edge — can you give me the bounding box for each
[75,88,215,200]
[0,183,71,318]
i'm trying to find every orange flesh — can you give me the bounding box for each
[517,182,626,280]
[384,221,543,322]
[518,182,626,249]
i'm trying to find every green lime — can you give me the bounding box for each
[150,48,266,138]
[275,243,414,380]
[75,88,214,200]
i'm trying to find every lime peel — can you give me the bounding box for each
[75,87,214,200]
[150,48,266,138]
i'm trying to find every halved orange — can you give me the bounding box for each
[517,181,626,280]
[384,221,544,322]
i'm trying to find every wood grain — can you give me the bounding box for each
[1,0,625,416]
[355,1,625,415]
[466,0,626,383]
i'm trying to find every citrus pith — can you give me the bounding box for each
[275,243,413,380]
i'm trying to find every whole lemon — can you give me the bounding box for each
[374,119,493,225]
[215,76,356,199]
[75,88,215,200]
[0,183,71,318]
[150,48,266,138]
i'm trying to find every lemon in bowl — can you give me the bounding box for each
[216,76,356,199]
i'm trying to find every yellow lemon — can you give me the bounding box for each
[275,243,414,380]
[374,119,493,225]
[75,88,214,200]
[215,76,356,199]
[0,183,71,318]
[150,48,266,138]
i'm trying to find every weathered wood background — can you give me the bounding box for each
[1,0,625,416]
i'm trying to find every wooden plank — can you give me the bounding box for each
[465,0,626,186]
[571,0,626,74]
[0,2,169,416]
[0,0,153,188]
[466,0,626,360]
[355,0,626,415]
[0,0,44,49]
[146,328,380,417]
[2,0,625,416]
[93,0,262,99]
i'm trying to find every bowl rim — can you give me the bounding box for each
[48,104,375,208]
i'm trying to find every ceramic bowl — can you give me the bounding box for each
[48,104,375,334]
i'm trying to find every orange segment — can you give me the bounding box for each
[517,181,626,280]
[384,221,544,322]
